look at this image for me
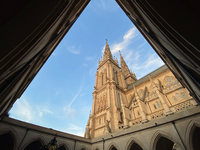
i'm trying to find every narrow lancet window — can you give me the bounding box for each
[118,93,122,108]
[157,102,161,108]
[176,94,182,100]
[102,74,103,86]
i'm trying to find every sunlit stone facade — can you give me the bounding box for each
[85,41,197,139]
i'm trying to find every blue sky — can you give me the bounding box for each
[9,0,164,137]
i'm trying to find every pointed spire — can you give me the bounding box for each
[120,52,131,77]
[103,40,113,61]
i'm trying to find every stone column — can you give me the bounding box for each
[121,103,129,128]
[111,84,118,131]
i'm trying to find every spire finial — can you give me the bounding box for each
[119,50,121,54]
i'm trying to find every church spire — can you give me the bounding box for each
[120,51,137,84]
[120,52,131,77]
[103,39,113,61]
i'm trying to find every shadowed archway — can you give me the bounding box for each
[156,137,174,150]
[24,140,43,150]
[130,143,143,150]
[0,133,14,150]
[192,126,200,150]
[111,147,117,150]
[59,145,67,150]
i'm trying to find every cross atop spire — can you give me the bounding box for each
[103,40,113,61]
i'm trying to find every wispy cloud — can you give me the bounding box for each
[90,0,118,13]
[129,53,164,78]
[89,67,96,77]
[110,27,138,54]
[63,77,85,115]
[62,123,84,137]
[66,45,80,54]
[84,56,96,61]
[10,97,34,122]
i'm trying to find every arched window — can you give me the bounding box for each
[99,118,101,125]
[181,93,187,99]
[102,74,103,86]
[116,72,119,84]
[129,114,132,119]
[154,105,157,109]
[117,93,121,108]
[157,102,161,108]
[173,97,178,102]
[176,94,182,100]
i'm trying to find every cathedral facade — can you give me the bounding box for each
[0,41,200,150]
[84,41,198,139]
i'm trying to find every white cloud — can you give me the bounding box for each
[66,45,80,54]
[65,123,84,137]
[110,27,138,54]
[10,97,34,122]
[63,77,85,115]
[145,54,164,68]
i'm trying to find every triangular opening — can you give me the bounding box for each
[9,0,164,137]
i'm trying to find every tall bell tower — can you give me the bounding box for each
[84,40,137,138]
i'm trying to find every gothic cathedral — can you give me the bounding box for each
[84,41,197,139]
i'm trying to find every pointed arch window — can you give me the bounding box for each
[102,74,103,86]
[154,105,157,109]
[181,93,187,99]
[117,93,121,108]
[173,97,178,102]
[176,94,182,100]
[116,71,119,84]
[156,102,161,108]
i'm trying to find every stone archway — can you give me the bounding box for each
[24,140,43,150]
[156,137,174,150]
[150,130,183,150]
[0,133,14,150]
